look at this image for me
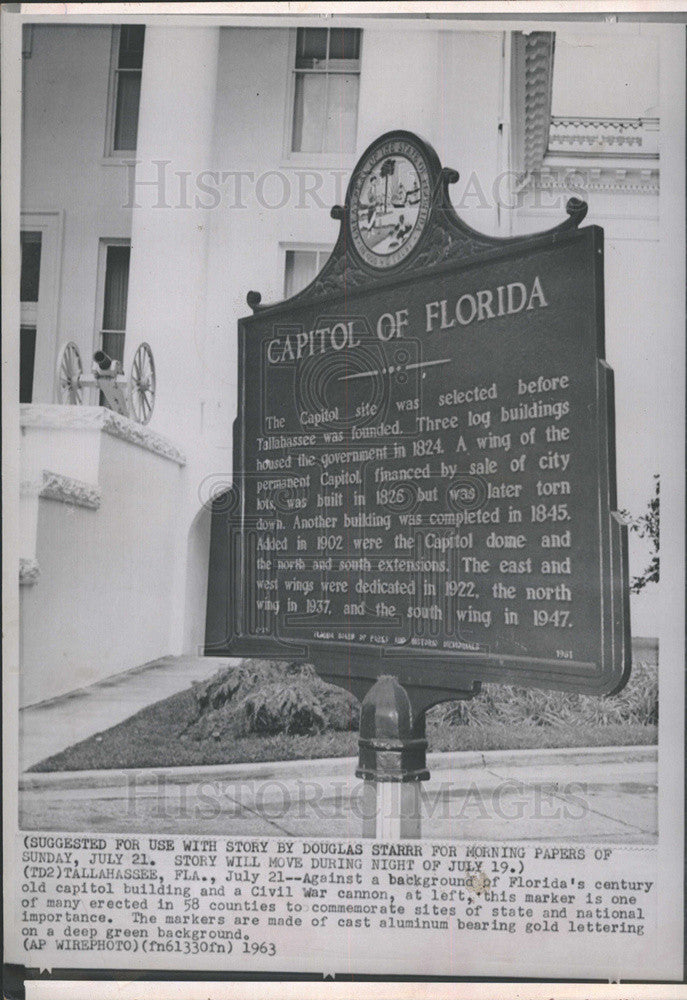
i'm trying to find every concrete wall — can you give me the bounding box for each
[19,407,185,705]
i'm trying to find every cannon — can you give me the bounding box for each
[55,341,156,425]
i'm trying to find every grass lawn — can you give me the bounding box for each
[30,683,657,773]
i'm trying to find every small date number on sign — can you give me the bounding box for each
[533,610,571,627]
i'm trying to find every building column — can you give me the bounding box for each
[356,28,505,235]
[125,26,220,454]
[124,26,220,654]
[356,30,440,153]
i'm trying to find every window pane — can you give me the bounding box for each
[20,231,42,303]
[113,71,141,151]
[20,326,36,403]
[295,28,327,68]
[103,245,131,339]
[292,73,326,153]
[284,250,318,298]
[118,25,145,69]
[323,73,359,153]
[316,249,332,273]
[329,28,360,61]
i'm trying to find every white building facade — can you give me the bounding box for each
[18,17,667,704]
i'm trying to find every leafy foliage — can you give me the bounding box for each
[188,659,359,739]
[621,474,659,594]
[429,659,657,729]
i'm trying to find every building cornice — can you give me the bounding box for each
[20,405,187,467]
[537,163,659,195]
[548,117,659,159]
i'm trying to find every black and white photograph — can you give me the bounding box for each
[2,1,685,987]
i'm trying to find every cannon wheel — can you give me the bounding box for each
[55,341,84,404]
[127,342,156,424]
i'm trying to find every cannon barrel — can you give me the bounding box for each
[93,349,114,369]
[93,350,117,373]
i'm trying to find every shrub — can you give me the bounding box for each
[187,660,359,739]
[236,679,326,736]
[428,660,657,730]
[188,656,655,742]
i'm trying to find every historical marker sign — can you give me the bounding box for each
[206,131,631,713]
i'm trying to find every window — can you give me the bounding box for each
[21,231,42,304]
[290,28,361,155]
[106,25,145,155]
[284,246,333,298]
[99,242,131,364]
[19,212,62,404]
[20,231,42,403]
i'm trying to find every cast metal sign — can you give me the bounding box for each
[206,131,630,713]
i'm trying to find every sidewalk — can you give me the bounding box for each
[19,745,657,842]
[19,654,232,771]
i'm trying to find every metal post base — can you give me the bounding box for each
[360,781,423,840]
[356,675,429,839]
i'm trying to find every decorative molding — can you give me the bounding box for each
[310,246,371,299]
[21,471,101,509]
[20,405,186,467]
[405,208,496,272]
[511,32,556,179]
[39,470,102,510]
[536,165,659,195]
[100,409,187,466]
[306,219,495,299]
[520,118,660,198]
[548,117,659,159]
[524,33,556,174]
[20,558,40,587]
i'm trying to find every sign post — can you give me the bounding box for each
[206,131,631,838]
[356,674,428,839]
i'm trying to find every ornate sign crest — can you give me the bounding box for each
[349,133,434,269]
